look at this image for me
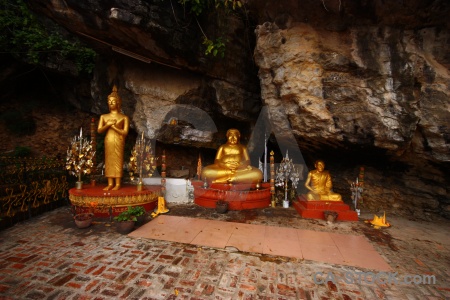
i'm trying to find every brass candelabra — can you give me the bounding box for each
[129,133,158,191]
[66,128,95,189]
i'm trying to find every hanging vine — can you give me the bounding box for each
[0,0,97,74]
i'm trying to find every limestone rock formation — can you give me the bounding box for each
[251,0,450,219]
[255,22,449,160]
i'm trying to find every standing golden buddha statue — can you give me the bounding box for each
[97,86,130,190]
[201,128,262,184]
[304,160,342,201]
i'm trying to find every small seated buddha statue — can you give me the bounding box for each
[304,160,342,201]
[201,128,263,184]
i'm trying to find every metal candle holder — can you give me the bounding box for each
[129,133,158,191]
[66,127,96,189]
[275,150,300,205]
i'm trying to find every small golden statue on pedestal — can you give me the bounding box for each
[304,160,342,201]
[201,128,262,184]
[97,85,130,191]
[151,196,169,218]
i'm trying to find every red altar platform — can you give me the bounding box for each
[193,182,271,210]
[69,184,161,217]
[293,196,359,221]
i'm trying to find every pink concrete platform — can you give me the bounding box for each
[129,215,391,271]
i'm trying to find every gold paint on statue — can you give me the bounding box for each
[304,160,342,201]
[69,191,160,207]
[201,129,262,184]
[97,86,130,190]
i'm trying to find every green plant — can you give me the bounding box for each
[179,0,242,16]
[203,36,227,58]
[127,206,146,217]
[177,0,243,57]
[0,0,97,73]
[113,210,137,222]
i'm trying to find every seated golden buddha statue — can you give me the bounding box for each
[201,128,263,184]
[304,160,342,201]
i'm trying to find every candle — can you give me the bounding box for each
[90,118,96,175]
[161,151,166,196]
[270,151,275,195]
[264,133,267,182]
[161,150,166,181]
[79,127,83,151]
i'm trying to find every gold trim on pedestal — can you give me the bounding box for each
[69,190,160,207]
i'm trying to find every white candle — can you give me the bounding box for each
[79,127,83,150]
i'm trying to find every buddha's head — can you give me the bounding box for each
[314,160,325,172]
[226,128,240,145]
[107,85,122,111]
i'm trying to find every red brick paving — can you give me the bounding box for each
[0,206,448,299]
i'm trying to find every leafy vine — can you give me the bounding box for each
[0,0,97,74]
[178,0,243,58]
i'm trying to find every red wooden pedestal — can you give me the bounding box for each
[69,184,161,217]
[193,182,271,210]
[293,196,359,221]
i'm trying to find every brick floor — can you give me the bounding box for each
[0,205,449,299]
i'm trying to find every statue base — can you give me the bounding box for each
[193,181,271,210]
[292,195,359,221]
[69,184,161,218]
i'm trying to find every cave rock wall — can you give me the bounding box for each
[23,0,450,219]
[254,21,449,219]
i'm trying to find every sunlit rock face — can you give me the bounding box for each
[24,0,449,219]
[255,22,449,161]
[251,1,450,219]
